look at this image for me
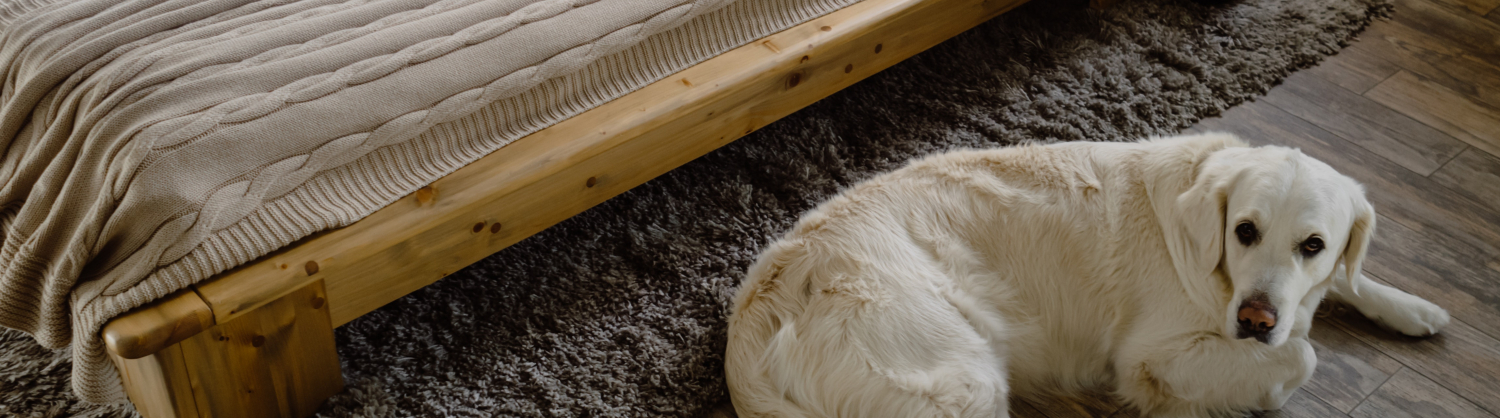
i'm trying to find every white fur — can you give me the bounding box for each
[724,133,1449,418]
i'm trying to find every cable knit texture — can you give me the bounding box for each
[0,0,860,403]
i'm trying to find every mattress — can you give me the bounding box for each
[0,0,859,403]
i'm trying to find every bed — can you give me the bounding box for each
[0,0,1033,416]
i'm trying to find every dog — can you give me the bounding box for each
[724,133,1450,417]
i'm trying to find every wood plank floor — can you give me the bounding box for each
[709,0,1500,415]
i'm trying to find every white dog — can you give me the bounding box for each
[724,133,1449,417]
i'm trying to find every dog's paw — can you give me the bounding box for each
[1364,292,1450,337]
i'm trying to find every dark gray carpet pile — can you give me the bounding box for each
[2,0,1389,416]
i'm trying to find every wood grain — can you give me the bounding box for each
[177,280,343,418]
[1350,20,1500,110]
[111,344,201,418]
[1350,368,1498,418]
[110,281,341,418]
[1389,0,1500,61]
[1431,147,1500,206]
[1261,71,1466,175]
[104,289,216,360]
[189,0,1034,329]
[1303,38,1403,94]
[1330,304,1500,416]
[1302,317,1404,412]
[1366,71,1500,158]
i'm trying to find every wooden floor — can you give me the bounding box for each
[706,0,1500,416]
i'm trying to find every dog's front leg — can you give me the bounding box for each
[1117,333,1316,417]
[1327,265,1450,336]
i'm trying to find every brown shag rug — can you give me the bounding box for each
[1,0,1389,416]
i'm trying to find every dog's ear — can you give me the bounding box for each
[1339,198,1376,296]
[1148,136,1242,313]
[1166,163,1236,312]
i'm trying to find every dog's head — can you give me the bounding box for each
[1154,134,1374,347]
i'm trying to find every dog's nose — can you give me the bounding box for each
[1236,298,1278,343]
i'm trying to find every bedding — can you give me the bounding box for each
[0,0,859,403]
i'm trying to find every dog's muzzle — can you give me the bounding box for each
[1236,294,1278,344]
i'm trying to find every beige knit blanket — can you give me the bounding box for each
[0,0,858,403]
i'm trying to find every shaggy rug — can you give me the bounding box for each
[1,0,1389,416]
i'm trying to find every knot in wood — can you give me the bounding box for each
[415,186,436,205]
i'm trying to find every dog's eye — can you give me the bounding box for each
[1300,237,1324,257]
[1235,222,1259,246]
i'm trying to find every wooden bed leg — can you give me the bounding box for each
[112,344,201,418]
[111,280,343,418]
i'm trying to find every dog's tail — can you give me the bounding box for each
[728,319,817,417]
[725,238,820,418]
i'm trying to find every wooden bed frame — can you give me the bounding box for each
[98,0,1039,415]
